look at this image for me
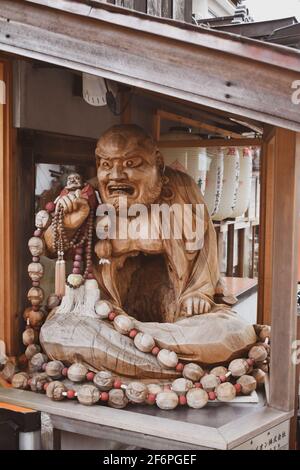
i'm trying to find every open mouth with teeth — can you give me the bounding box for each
[107,183,135,196]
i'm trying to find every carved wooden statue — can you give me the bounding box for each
[40,125,256,380]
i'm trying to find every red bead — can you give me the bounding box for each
[234,383,242,394]
[247,358,254,367]
[72,268,81,274]
[67,390,76,399]
[74,254,82,262]
[32,281,40,287]
[45,202,55,213]
[147,394,156,404]
[113,379,122,389]
[62,367,68,377]
[108,312,117,322]
[75,247,83,255]
[87,273,94,280]
[129,329,138,339]
[87,266,93,273]
[176,363,184,373]
[151,346,160,356]
[100,392,109,402]
[220,375,227,383]
[43,382,49,391]
[32,305,40,311]
[32,256,40,263]
[208,391,217,400]
[86,372,95,381]
[34,229,42,237]
[195,382,202,389]
[179,395,187,406]
[73,261,81,268]
[163,385,171,391]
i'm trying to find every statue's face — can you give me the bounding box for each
[35,210,50,229]
[66,173,82,191]
[96,126,163,208]
[28,237,44,257]
[28,263,44,281]
[27,287,44,306]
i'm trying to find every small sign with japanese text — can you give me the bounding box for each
[234,421,289,450]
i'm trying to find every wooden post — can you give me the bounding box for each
[120,89,132,125]
[268,129,300,412]
[215,226,224,273]
[250,224,256,279]
[237,228,245,277]
[257,132,275,325]
[0,59,19,356]
[226,224,234,277]
[152,111,161,141]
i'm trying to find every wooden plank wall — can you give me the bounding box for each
[103,0,193,22]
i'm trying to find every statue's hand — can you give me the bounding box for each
[183,296,212,316]
[57,195,90,230]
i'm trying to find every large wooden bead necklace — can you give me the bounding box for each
[12,173,271,412]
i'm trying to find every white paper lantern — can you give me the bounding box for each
[212,147,240,221]
[231,147,253,218]
[203,147,224,217]
[160,130,207,185]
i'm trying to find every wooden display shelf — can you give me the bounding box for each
[223,277,258,299]
[0,388,292,450]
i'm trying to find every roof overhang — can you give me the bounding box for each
[1,0,300,131]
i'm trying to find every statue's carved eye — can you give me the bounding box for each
[124,157,142,168]
[101,160,112,169]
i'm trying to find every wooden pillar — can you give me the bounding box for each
[0,59,19,356]
[152,111,161,141]
[237,228,245,277]
[120,89,132,125]
[226,224,234,277]
[267,129,300,412]
[215,225,224,273]
[257,132,275,325]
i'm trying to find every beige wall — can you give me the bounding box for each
[12,60,188,141]
[13,61,120,139]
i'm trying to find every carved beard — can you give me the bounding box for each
[109,180,164,212]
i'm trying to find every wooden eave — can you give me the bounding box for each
[0,0,300,130]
